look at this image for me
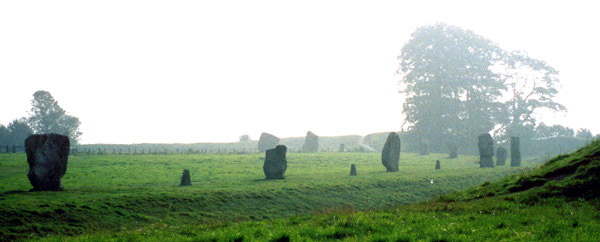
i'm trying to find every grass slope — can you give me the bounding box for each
[0,152,525,241]
[21,140,600,242]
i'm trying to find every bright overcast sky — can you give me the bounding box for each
[1,1,599,144]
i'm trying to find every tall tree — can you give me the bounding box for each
[7,119,33,146]
[498,51,566,139]
[28,90,82,144]
[398,23,504,149]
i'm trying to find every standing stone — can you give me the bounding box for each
[258,132,280,152]
[179,169,191,186]
[263,145,287,179]
[25,134,70,191]
[419,140,430,155]
[302,131,319,153]
[338,143,345,152]
[496,147,507,166]
[511,136,521,167]
[435,160,441,170]
[447,142,458,159]
[350,164,357,176]
[478,133,494,168]
[381,132,401,172]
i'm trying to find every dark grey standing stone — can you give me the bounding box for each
[25,134,70,191]
[511,136,521,167]
[339,143,345,152]
[263,145,287,179]
[496,147,507,166]
[381,132,400,172]
[478,133,494,168]
[258,132,280,152]
[350,164,357,176]
[302,131,319,153]
[419,140,430,155]
[435,160,441,169]
[179,169,191,186]
[447,142,458,159]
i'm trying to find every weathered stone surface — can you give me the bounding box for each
[511,136,521,167]
[435,160,441,170]
[339,143,345,152]
[263,145,287,179]
[25,134,70,191]
[258,132,280,152]
[350,164,357,176]
[179,169,191,186]
[478,133,494,168]
[381,132,400,172]
[302,131,319,153]
[447,142,458,159]
[496,147,507,166]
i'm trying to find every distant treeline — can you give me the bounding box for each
[69,135,364,155]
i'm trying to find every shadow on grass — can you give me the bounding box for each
[0,190,28,197]
[251,178,286,182]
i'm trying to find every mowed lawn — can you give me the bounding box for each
[0,152,531,241]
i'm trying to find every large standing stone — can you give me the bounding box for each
[25,134,70,191]
[302,131,319,153]
[511,136,521,167]
[447,142,458,159]
[350,164,357,176]
[435,160,441,170]
[263,145,287,179]
[258,132,280,152]
[179,169,191,186]
[496,147,507,166]
[381,132,400,172]
[338,143,345,152]
[478,133,494,168]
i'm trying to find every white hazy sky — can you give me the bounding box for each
[1,1,599,144]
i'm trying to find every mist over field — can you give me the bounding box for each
[1,1,600,241]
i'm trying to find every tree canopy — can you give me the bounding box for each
[0,119,33,146]
[28,90,82,144]
[398,23,565,151]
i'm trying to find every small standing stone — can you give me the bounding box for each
[263,145,287,179]
[496,147,507,166]
[302,131,319,153]
[381,132,401,172]
[447,142,458,159]
[179,169,191,186]
[419,140,430,155]
[435,160,441,170]
[258,132,280,152]
[25,134,70,191]
[511,136,521,167]
[350,164,357,176]
[478,133,494,168]
[339,143,345,152]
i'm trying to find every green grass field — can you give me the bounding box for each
[2,146,598,241]
[1,152,528,241]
